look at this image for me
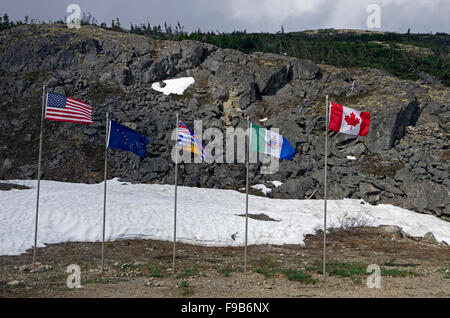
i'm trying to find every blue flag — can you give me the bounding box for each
[107,120,149,158]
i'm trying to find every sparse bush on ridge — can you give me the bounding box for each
[1,11,449,86]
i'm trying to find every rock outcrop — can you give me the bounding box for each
[0,24,448,220]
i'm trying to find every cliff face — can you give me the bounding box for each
[0,24,449,219]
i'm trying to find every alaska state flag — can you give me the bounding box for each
[250,123,295,160]
[107,120,149,158]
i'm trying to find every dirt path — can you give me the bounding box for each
[1,227,449,298]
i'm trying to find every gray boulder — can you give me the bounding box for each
[364,100,420,153]
[270,177,316,200]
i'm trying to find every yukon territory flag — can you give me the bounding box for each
[250,123,295,160]
[45,92,93,124]
[177,121,207,160]
[328,102,370,136]
[107,120,149,159]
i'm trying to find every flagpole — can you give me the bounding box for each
[101,112,109,272]
[244,116,250,274]
[173,112,179,273]
[33,84,46,265]
[323,94,329,281]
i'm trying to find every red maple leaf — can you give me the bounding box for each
[344,112,360,130]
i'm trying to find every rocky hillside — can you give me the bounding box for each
[0,24,448,220]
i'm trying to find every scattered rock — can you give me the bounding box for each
[145,278,163,287]
[7,280,20,286]
[422,232,438,244]
[18,265,30,272]
[0,24,448,220]
[378,225,404,240]
[30,264,53,273]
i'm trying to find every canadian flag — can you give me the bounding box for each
[328,102,370,136]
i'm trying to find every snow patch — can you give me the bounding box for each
[269,181,283,187]
[151,77,195,95]
[251,184,272,195]
[1,179,449,256]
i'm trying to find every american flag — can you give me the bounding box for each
[45,92,93,124]
[177,121,207,160]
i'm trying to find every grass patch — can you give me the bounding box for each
[438,266,449,279]
[333,90,372,106]
[360,153,405,178]
[381,268,419,277]
[88,83,126,104]
[383,259,396,267]
[254,268,275,278]
[306,261,419,282]
[179,280,195,296]
[176,267,200,279]
[148,266,163,278]
[282,269,317,284]
[252,258,279,278]
[21,70,50,83]
[217,266,234,277]
[306,261,365,284]
[83,277,128,285]
[326,263,367,281]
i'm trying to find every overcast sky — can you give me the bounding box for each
[1,0,449,33]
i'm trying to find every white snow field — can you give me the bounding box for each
[151,77,195,95]
[1,179,449,256]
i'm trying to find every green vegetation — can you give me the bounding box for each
[315,262,367,283]
[361,153,405,178]
[282,269,317,284]
[305,261,419,283]
[251,259,317,284]
[173,30,450,86]
[253,258,279,278]
[439,266,450,279]
[217,266,234,277]
[84,277,128,285]
[88,83,126,105]
[381,268,419,277]
[382,260,396,267]
[176,266,200,279]
[2,11,449,85]
[148,267,163,278]
[180,280,195,296]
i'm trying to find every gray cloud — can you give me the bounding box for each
[1,0,448,33]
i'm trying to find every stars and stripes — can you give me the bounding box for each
[177,121,207,160]
[45,92,93,124]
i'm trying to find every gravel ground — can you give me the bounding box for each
[1,227,449,298]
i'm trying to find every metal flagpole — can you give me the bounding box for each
[323,95,329,281]
[101,112,109,272]
[244,116,250,274]
[33,84,46,265]
[173,112,179,273]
